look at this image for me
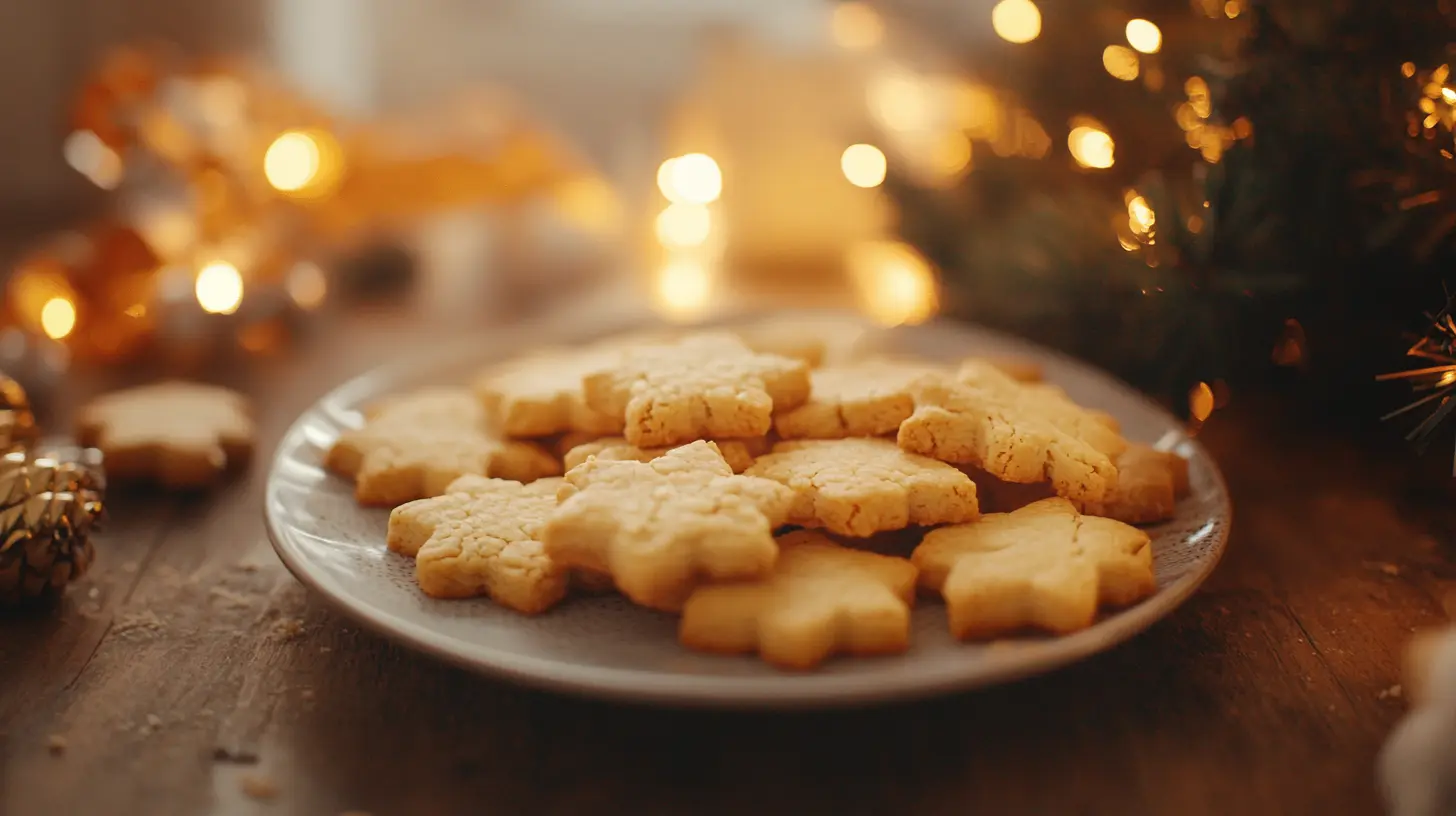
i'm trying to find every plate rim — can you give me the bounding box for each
[263,308,1232,708]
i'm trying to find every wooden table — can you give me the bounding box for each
[2,295,1451,816]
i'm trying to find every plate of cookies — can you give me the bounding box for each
[265,309,1229,707]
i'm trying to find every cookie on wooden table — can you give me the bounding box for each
[744,438,978,537]
[325,388,558,507]
[680,530,918,669]
[773,358,944,440]
[582,333,810,448]
[77,381,254,489]
[913,498,1155,639]
[543,440,794,612]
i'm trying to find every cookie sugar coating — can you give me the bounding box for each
[680,530,917,670]
[388,476,568,612]
[774,359,944,440]
[913,497,1155,639]
[582,333,810,447]
[77,381,254,488]
[543,440,794,612]
[325,388,559,507]
[745,438,978,537]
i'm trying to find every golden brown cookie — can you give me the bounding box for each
[744,438,978,536]
[679,530,917,669]
[733,315,871,368]
[582,333,811,447]
[543,440,794,612]
[1084,444,1190,524]
[77,381,254,488]
[773,359,944,440]
[913,498,1155,639]
[325,388,559,507]
[957,361,1126,457]
[474,345,626,438]
[897,376,1121,507]
[562,435,770,474]
[387,476,568,612]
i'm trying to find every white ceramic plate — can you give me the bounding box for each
[265,309,1230,708]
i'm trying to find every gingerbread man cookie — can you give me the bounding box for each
[562,435,770,474]
[913,497,1155,639]
[543,440,794,612]
[773,358,944,440]
[474,345,626,438]
[744,438,978,536]
[582,333,811,447]
[78,381,254,488]
[680,530,918,669]
[387,476,567,612]
[325,388,559,507]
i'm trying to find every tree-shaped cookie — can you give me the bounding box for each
[325,388,559,507]
[562,435,770,474]
[773,358,944,440]
[744,438,978,536]
[897,376,1121,507]
[680,530,918,669]
[473,345,627,438]
[387,476,568,612]
[78,381,253,488]
[912,498,1155,639]
[582,332,811,447]
[542,440,794,612]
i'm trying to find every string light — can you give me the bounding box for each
[1189,381,1215,423]
[1127,194,1156,238]
[991,0,1041,44]
[1223,0,1241,18]
[264,129,343,198]
[655,203,712,247]
[1068,124,1115,169]
[1102,46,1140,81]
[40,298,77,340]
[841,144,888,188]
[195,260,243,315]
[1125,19,1162,54]
[831,2,883,51]
[868,69,931,133]
[653,258,713,321]
[847,241,939,327]
[656,153,722,205]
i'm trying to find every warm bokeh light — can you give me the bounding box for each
[954,82,1003,140]
[1127,194,1156,237]
[1102,45,1140,81]
[286,262,328,310]
[1126,19,1162,54]
[40,297,77,340]
[555,176,623,236]
[868,69,931,133]
[63,130,124,190]
[992,0,1042,44]
[655,203,712,248]
[1403,62,1418,78]
[1224,0,1241,18]
[841,144,888,188]
[656,153,722,204]
[1068,125,1115,169]
[195,261,244,315]
[930,133,973,178]
[264,131,321,192]
[653,258,713,321]
[1189,381,1215,422]
[831,2,884,51]
[848,241,939,327]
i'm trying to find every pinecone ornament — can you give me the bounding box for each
[0,372,105,606]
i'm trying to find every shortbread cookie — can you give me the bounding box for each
[1085,444,1189,524]
[78,381,254,488]
[474,346,626,438]
[562,435,769,474]
[680,530,917,669]
[325,388,559,507]
[957,361,1126,457]
[913,497,1155,639]
[582,333,811,447]
[387,476,567,612]
[898,377,1120,506]
[734,315,871,368]
[744,438,978,536]
[543,440,794,612]
[774,359,944,440]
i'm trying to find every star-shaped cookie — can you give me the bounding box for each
[744,438,978,536]
[1084,443,1190,524]
[680,530,918,669]
[773,358,944,440]
[543,440,794,612]
[474,345,626,438]
[387,476,568,612]
[912,497,1155,639]
[582,333,811,447]
[562,435,770,474]
[325,388,559,507]
[77,381,254,488]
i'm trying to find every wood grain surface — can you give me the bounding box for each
[1,298,1451,816]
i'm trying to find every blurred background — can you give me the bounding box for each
[4,0,1456,447]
